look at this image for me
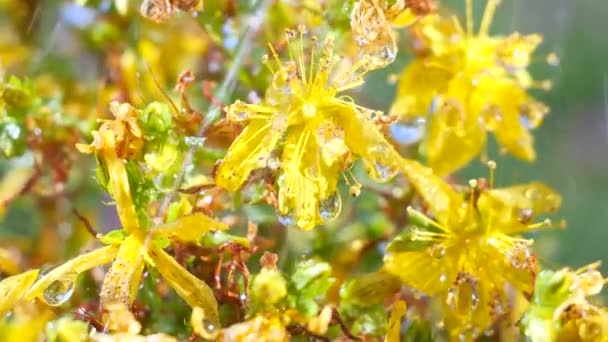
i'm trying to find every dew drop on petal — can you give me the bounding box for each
[43,276,76,306]
[319,192,342,221]
[428,244,446,259]
[390,117,426,145]
[277,210,296,227]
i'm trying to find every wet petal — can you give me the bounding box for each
[400,159,462,226]
[102,147,141,233]
[26,245,119,301]
[152,212,228,242]
[100,236,145,307]
[471,78,545,161]
[425,99,486,175]
[390,59,452,118]
[278,126,341,230]
[384,250,455,296]
[333,105,402,183]
[0,270,39,317]
[146,245,220,326]
[215,117,286,191]
[478,182,562,234]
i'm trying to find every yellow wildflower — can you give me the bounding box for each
[216,27,408,230]
[523,262,608,342]
[351,0,437,69]
[384,164,562,338]
[0,103,226,327]
[76,101,144,234]
[391,0,551,175]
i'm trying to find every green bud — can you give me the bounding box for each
[252,268,287,305]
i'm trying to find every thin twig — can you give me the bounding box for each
[72,208,98,238]
[332,308,362,341]
[157,0,273,217]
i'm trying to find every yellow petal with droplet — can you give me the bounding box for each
[478,182,562,234]
[400,159,462,227]
[216,118,286,192]
[146,245,220,326]
[0,270,39,317]
[100,236,145,307]
[425,99,486,176]
[26,245,118,301]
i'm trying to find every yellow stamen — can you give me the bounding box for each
[479,0,499,36]
[466,0,474,37]
[487,160,496,189]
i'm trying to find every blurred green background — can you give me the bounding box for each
[362,0,608,272]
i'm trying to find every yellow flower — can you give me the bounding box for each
[384,164,562,338]
[0,103,227,327]
[216,27,407,230]
[391,0,551,175]
[76,101,144,234]
[350,0,437,69]
[522,262,608,342]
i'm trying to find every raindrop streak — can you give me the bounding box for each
[319,192,342,221]
[43,277,76,306]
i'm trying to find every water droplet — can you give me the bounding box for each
[439,274,447,282]
[43,276,76,306]
[479,105,502,130]
[319,192,342,221]
[517,208,534,223]
[546,53,560,67]
[520,102,548,129]
[184,136,206,148]
[277,210,296,226]
[140,0,172,23]
[390,117,426,145]
[369,161,399,183]
[428,244,446,259]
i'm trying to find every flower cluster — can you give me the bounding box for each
[0,0,603,341]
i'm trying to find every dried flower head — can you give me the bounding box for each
[215,27,407,230]
[384,164,562,338]
[391,0,552,175]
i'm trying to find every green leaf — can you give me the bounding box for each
[288,260,335,317]
[139,102,173,139]
[340,271,401,306]
[404,319,434,342]
[98,229,127,245]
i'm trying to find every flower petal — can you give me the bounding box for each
[100,236,145,307]
[383,250,454,296]
[278,125,341,230]
[26,245,119,300]
[153,212,228,242]
[425,99,486,175]
[390,59,452,118]
[400,159,462,226]
[216,117,286,191]
[0,270,39,317]
[146,245,220,326]
[471,78,545,161]
[478,182,562,234]
[102,145,141,233]
[334,106,402,183]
